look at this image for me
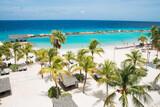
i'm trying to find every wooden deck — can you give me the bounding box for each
[9,29,150,40]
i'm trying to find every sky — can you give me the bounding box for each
[0,0,160,21]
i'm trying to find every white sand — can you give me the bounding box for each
[0,46,160,107]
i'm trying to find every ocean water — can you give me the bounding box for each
[0,20,160,48]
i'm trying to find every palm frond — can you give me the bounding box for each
[40,67,53,74]
[153,73,160,84]
[129,85,152,104]
[71,66,83,73]
[104,91,116,107]
[95,48,104,56]
[132,95,144,107]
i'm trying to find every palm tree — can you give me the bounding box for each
[153,57,160,69]
[21,43,33,63]
[50,30,66,49]
[97,60,117,107]
[88,39,104,60]
[76,48,89,74]
[40,56,66,98]
[34,49,49,78]
[0,48,3,66]
[104,64,152,107]
[151,26,160,56]
[79,55,96,93]
[63,51,75,72]
[124,50,146,67]
[48,48,58,66]
[12,42,24,64]
[34,48,48,68]
[0,42,12,68]
[0,42,12,61]
[138,35,148,47]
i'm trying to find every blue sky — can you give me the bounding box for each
[0,0,160,21]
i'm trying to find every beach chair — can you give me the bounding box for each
[52,95,77,107]
[18,67,27,72]
[92,73,102,81]
[59,74,78,88]
[0,68,11,76]
[0,77,11,94]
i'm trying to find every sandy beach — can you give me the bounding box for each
[0,46,160,107]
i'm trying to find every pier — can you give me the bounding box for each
[9,29,150,40]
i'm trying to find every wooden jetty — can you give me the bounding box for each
[9,29,150,40]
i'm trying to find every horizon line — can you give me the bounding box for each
[0,19,160,23]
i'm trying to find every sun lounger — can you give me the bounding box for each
[18,67,27,72]
[93,73,102,80]
[59,74,78,88]
[52,95,77,107]
[0,68,11,76]
[0,77,11,94]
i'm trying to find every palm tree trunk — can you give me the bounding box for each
[40,63,43,78]
[106,83,109,97]
[83,71,87,93]
[103,103,106,107]
[25,54,29,64]
[80,70,82,75]
[49,59,51,67]
[55,81,59,99]
[104,83,109,107]
[14,52,17,65]
[26,53,28,63]
[91,52,94,61]
[67,64,70,72]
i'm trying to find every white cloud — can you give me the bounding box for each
[80,10,85,14]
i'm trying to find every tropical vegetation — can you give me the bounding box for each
[40,56,66,98]
[12,42,24,65]
[138,35,148,47]
[77,55,96,93]
[88,39,104,60]
[151,26,160,57]
[104,63,152,107]
[21,43,33,63]
[50,30,66,49]
[97,60,117,103]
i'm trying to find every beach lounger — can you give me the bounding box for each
[52,95,77,107]
[0,68,11,76]
[93,73,102,80]
[59,74,78,88]
[18,67,27,72]
[0,77,11,94]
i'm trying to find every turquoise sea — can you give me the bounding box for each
[0,20,160,48]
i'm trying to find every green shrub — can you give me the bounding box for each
[153,57,160,65]
[48,86,61,98]
[74,73,84,82]
[10,64,18,72]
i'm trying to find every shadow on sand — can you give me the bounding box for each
[0,91,12,98]
[91,90,106,106]
[72,79,93,94]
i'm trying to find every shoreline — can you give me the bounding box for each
[9,29,150,40]
[32,42,140,50]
